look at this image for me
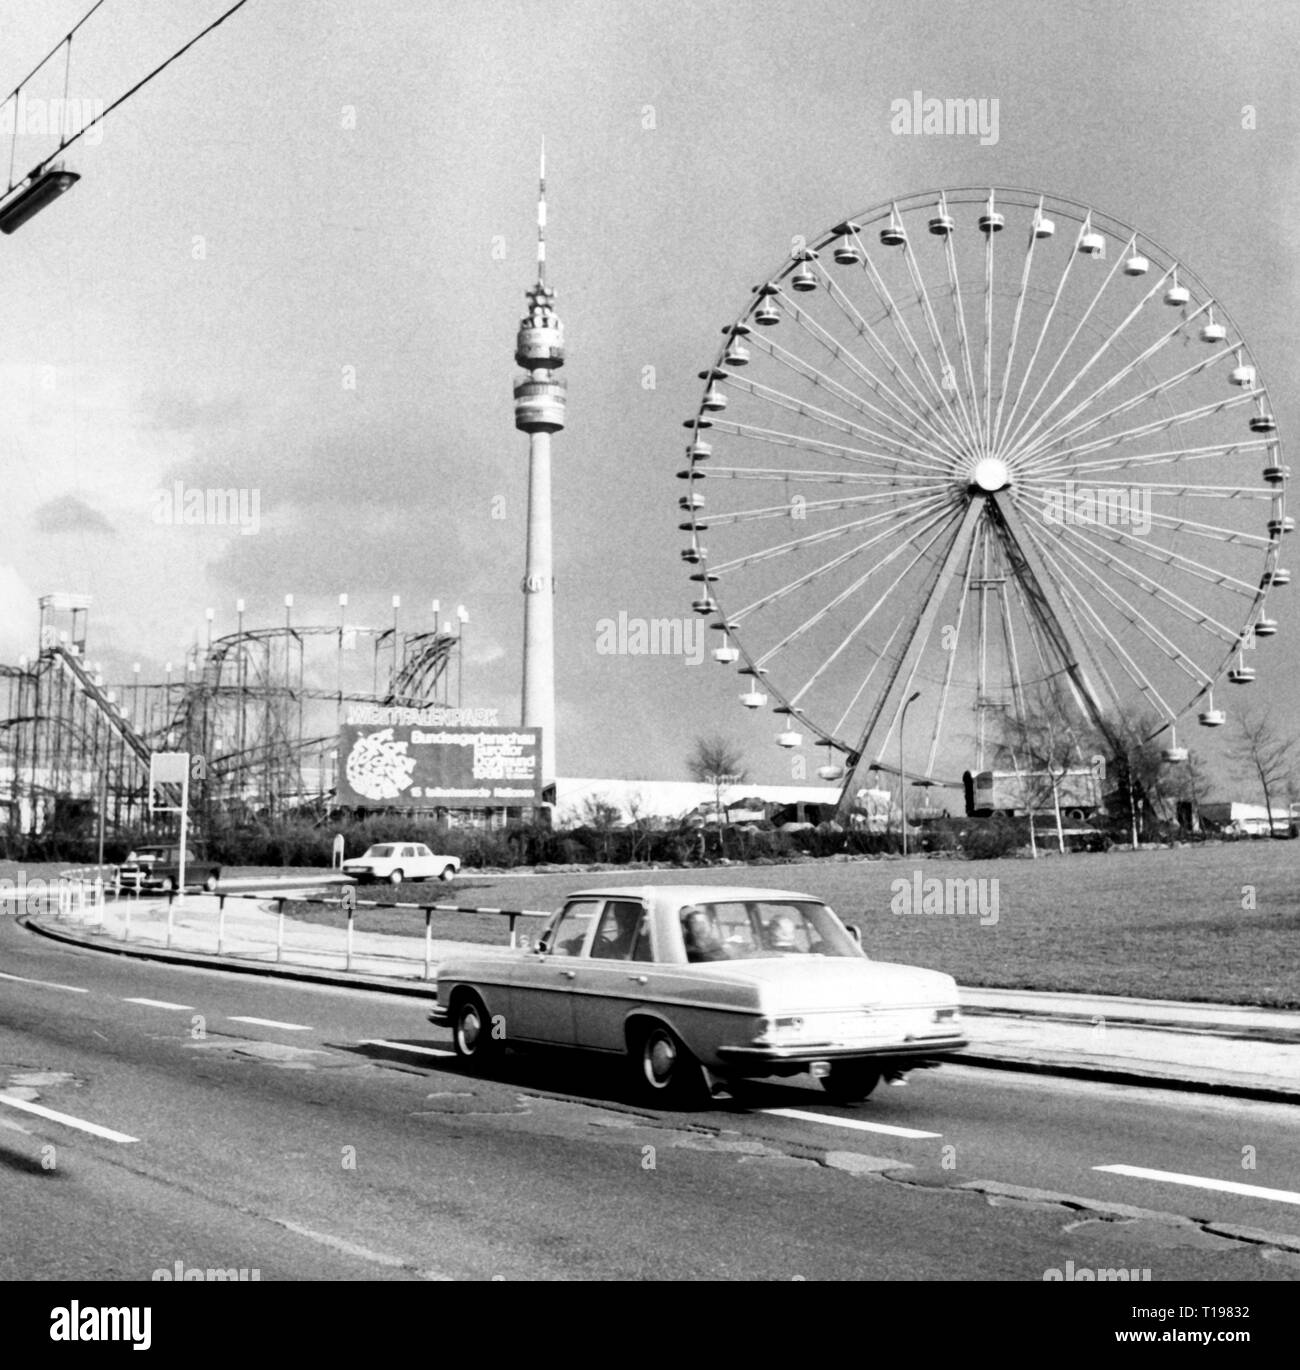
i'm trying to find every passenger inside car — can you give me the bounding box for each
[681,908,729,962]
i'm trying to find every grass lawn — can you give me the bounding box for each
[6,842,1297,1007]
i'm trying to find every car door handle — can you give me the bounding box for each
[627,975,648,985]
[558,969,576,980]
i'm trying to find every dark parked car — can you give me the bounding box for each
[119,844,221,893]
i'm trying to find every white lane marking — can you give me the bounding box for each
[0,970,88,994]
[270,1217,449,1278]
[228,1016,313,1031]
[1095,1164,1300,1206]
[124,997,194,1011]
[760,1107,942,1139]
[0,1095,139,1143]
[359,1039,456,1058]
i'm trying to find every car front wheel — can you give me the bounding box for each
[203,873,219,893]
[439,865,456,882]
[629,1022,705,1107]
[452,993,501,1063]
[387,869,404,886]
[819,1061,881,1103]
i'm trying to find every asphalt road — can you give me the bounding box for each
[2,917,1298,1284]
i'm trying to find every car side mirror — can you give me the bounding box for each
[847,923,863,946]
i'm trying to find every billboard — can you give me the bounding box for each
[337,711,542,808]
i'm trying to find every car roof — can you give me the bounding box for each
[563,885,821,906]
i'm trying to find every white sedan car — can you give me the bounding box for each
[341,843,460,885]
[431,884,966,1106]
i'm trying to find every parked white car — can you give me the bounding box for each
[341,843,459,885]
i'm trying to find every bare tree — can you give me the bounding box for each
[1092,710,1172,846]
[686,735,749,831]
[1231,710,1298,835]
[996,689,1092,855]
[625,789,648,863]
[579,794,623,862]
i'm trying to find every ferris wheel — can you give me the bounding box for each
[679,187,1288,808]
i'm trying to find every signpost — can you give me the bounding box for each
[149,751,190,902]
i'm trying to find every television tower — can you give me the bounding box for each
[514,143,564,785]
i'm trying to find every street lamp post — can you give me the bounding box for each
[900,690,921,858]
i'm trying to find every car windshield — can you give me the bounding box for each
[679,900,859,961]
[365,846,395,858]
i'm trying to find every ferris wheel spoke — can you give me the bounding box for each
[726,497,958,625]
[768,500,965,686]
[939,223,987,452]
[709,418,961,476]
[704,466,953,488]
[721,369,959,471]
[706,495,956,577]
[1022,390,1265,468]
[827,624,904,745]
[923,524,981,777]
[1022,519,1214,689]
[982,196,998,454]
[700,485,953,531]
[1031,437,1274,480]
[738,329,959,471]
[847,220,974,428]
[835,499,986,789]
[990,200,1048,454]
[1003,251,1180,461]
[1049,518,1245,645]
[1037,507,1262,598]
[898,236,983,454]
[1014,331,1233,472]
[810,253,972,461]
[1014,519,1181,719]
[775,277,970,463]
[994,225,1082,460]
[998,232,1135,457]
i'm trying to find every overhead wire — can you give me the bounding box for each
[3,0,254,194]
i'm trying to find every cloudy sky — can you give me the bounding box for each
[1,0,1297,793]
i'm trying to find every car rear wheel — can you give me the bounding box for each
[629,1022,706,1107]
[452,993,501,1063]
[819,1062,881,1103]
[203,873,219,893]
[388,869,404,886]
[158,876,175,894]
[439,865,456,882]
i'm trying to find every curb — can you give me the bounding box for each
[21,916,439,999]
[955,1050,1300,1107]
[962,1005,1300,1046]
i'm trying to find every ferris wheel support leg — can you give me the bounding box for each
[986,490,1122,753]
[833,498,985,823]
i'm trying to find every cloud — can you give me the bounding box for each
[33,495,116,535]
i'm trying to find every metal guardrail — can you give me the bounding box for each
[48,872,551,981]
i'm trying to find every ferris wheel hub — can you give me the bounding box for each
[970,457,1010,492]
